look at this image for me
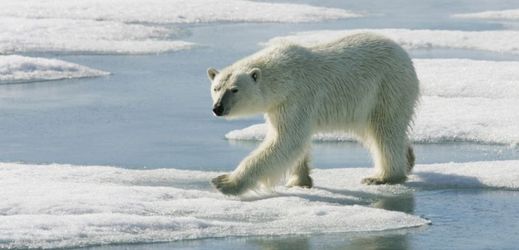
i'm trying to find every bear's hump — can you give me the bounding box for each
[250,42,311,68]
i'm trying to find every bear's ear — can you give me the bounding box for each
[207,67,219,81]
[249,68,261,83]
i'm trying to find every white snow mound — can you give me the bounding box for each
[0,55,109,83]
[265,29,519,55]
[0,162,432,249]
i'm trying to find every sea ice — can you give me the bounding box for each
[313,160,519,191]
[2,160,518,248]
[0,55,109,83]
[0,0,360,24]
[453,9,519,21]
[0,17,194,54]
[415,59,519,98]
[0,162,431,249]
[265,29,519,55]
[0,0,358,54]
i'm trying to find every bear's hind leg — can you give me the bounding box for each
[406,145,415,174]
[362,128,409,185]
[286,154,313,188]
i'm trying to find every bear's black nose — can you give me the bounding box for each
[213,104,224,116]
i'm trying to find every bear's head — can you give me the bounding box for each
[207,67,266,119]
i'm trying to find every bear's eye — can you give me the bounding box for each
[251,72,258,81]
[231,88,239,93]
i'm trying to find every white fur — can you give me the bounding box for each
[208,33,419,195]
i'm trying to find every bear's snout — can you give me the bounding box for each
[213,103,225,116]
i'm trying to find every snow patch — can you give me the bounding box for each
[0,0,360,24]
[0,55,109,83]
[0,162,432,249]
[453,9,519,21]
[265,29,519,55]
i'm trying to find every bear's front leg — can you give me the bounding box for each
[212,114,312,195]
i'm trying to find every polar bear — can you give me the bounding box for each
[207,33,419,195]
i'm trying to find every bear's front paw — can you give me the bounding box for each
[286,175,313,188]
[361,177,388,185]
[211,174,246,195]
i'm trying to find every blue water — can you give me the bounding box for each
[1,0,519,249]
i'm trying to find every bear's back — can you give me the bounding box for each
[255,33,411,80]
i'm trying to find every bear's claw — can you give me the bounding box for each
[362,175,407,185]
[361,177,388,185]
[211,174,245,195]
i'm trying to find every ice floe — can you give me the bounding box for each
[414,96,519,145]
[0,162,431,249]
[0,0,360,24]
[225,59,519,145]
[265,29,519,55]
[0,17,194,54]
[2,160,518,248]
[415,59,519,98]
[453,9,519,21]
[0,55,109,83]
[310,160,519,192]
[0,0,359,54]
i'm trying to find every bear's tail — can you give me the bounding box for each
[406,145,415,174]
